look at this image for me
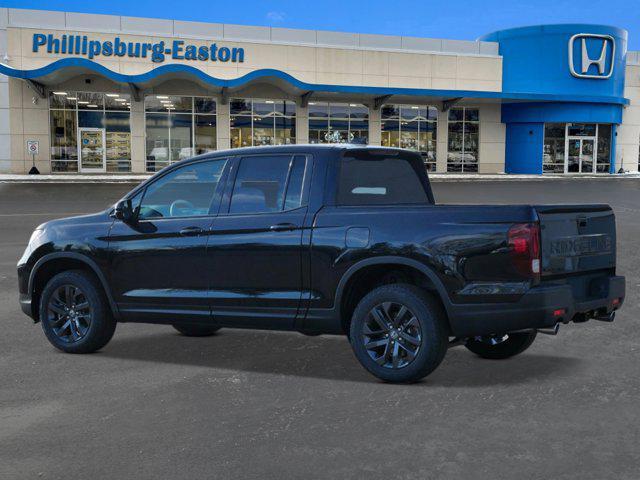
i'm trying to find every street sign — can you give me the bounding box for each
[26,140,40,174]
[27,140,39,156]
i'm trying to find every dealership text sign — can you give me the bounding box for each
[32,33,245,64]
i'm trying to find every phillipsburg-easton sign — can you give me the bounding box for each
[32,33,245,64]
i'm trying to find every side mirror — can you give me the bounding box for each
[112,199,134,222]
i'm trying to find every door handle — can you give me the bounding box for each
[269,223,297,232]
[179,226,204,236]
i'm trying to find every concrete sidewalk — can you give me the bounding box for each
[1,173,640,183]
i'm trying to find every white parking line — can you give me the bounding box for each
[0,212,86,217]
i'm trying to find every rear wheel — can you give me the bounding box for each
[40,270,116,354]
[465,331,537,359]
[349,284,448,383]
[172,324,221,337]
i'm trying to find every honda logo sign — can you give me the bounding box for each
[568,33,615,79]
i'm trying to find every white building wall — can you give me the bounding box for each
[617,59,640,173]
[0,8,10,173]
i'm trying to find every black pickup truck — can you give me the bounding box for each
[18,145,625,383]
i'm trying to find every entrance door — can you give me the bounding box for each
[565,137,595,173]
[78,128,106,173]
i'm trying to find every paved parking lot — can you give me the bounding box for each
[1,179,639,479]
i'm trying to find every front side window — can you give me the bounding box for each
[145,95,217,172]
[229,155,307,214]
[308,102,369,145]
[447,107,479,173]
[337,153,430,206]
[229,99,296,148]
[138,158,227,219]
[381,104,437,171]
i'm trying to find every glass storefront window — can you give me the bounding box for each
[308,102,369,145]
[50,109,78,172]
[447,107,479,172]
[567,123,596,137]
[229,98,296,148]
[543,123,566,173]
[144,95,217,172]
[49,91,132,173]
[381,104,437,171]
[596,124,612,173]
[543,123,612,174]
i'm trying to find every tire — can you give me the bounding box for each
[349,284,448,383]
[172,324,221,337]
[465,331,537,360]
[39,270,116,354]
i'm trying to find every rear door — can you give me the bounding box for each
[537,205,616,277]
[207,153,312,329]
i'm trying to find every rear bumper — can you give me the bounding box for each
[448,275,625,337]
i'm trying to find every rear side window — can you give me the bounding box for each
[337,154,429,205]
[229,155,307,214]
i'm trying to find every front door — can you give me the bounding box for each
[207,153,311,329]
[78,128,106,173]
[108,157,229,323]
[566,137,595,173]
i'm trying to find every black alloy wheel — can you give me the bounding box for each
[46,284,92,343]
[362,301,422,369]
[40,270,116,354]
[465,331,537,359]
[350,284,448,383]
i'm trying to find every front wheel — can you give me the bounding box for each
[349,284,448,383]
[40,270,116,354]
[465,331,537,359]
[172,324,221,337]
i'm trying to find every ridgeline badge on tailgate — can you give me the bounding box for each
[549,234,612,257]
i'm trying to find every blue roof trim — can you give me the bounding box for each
[0,58,629,106]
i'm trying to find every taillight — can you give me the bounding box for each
[508,223,541,283]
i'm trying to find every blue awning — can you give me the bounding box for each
[0,58,629,106]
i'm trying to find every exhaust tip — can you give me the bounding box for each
[537,323,560,335]
[594,312,615,323]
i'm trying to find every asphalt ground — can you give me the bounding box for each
[1,179,639,479]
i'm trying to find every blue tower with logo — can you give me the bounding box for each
[481,25,628,174]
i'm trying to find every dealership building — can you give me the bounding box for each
[0,8,639,175]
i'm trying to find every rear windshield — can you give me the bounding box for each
[336,152,431,206]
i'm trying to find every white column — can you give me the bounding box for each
[130,97,145,173]
[0,13,9,173]
[436,108,448,172]
[368,107,381,146]
[217,101,230,150]
[296,104,308,144]
[478,104,506,174]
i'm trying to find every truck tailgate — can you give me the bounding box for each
[536,204,616,276]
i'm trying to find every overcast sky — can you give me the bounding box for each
[3,0,640,49]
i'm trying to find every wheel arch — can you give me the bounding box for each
[28,252,119,321]
[335,256,453,332]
